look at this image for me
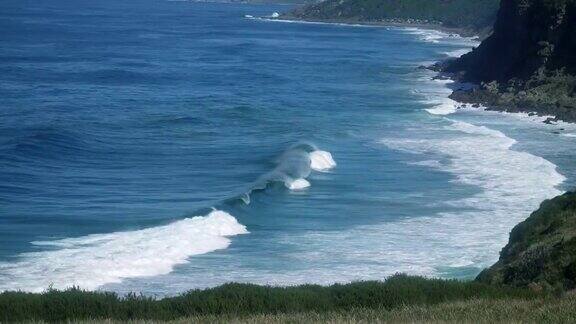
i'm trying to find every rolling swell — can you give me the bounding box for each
[0,141,336,292]
[225,142,336,205]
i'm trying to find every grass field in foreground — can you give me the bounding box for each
[0,274,550,322]
[65,295,576,323]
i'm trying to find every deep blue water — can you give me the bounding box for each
[1,0,575,295]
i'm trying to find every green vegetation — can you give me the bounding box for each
[446,0,576,121]
[72,296,576,323]
[284,0,500,33]
[0,275,538,322]
[478,192,576,291]
[450,69,576,122]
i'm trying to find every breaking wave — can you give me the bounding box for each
[0,210,247,292]
[0,142,336,292]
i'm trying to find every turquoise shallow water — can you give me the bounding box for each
[1,0,575,295]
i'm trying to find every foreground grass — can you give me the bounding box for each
[0,275,543,322]
[69,296,576,323]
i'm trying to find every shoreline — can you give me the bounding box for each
[428,62,576,124]
[444,77,576,125]
[264,17,571,123]
[266,16,575,124]
[448,88,576,124]
[271,16,480,38]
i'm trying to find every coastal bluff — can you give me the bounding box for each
[446,0,576,122]
[477,192,576,291]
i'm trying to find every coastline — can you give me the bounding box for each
[443,79,576,125]
[2,1,576,321]
[268,15,573,124]
[448,87,576,124]
[428,61,576,125]
[271,16,481,38]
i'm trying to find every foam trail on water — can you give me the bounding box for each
[380,120,565,272]
[0,210,247,292]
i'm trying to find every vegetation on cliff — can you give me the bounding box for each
[282,0,499,33]
[477,192,576,291]
[446,0,576,121]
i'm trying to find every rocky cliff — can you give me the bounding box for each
[477,192,576,291]
[446,0,576,121]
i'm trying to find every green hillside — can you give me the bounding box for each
[283,0,500,32]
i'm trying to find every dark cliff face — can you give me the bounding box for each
[477,192,576,291]
[448,0,576,83]
[445,0,576,122]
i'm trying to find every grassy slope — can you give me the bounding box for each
[81,296,575,323]
[0,275,538,322]
[477,192,576,290]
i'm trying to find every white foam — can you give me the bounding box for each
[286,178,311,190]
[132,128,565,290]
[400,27,445,43]
[244,15,254,19]
[270,12,280,18]
[254,18,379,28]
[425,97,458,115]
[379,120,565,272]
[561,133,576,138]
[398,27,479,47]
[309,150,337,172]
[0,210,247,292]
[456,104,576,129]
[417,78,460,116]
[444,48,472,58]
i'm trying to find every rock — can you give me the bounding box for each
[544,117,556,125]
[443,0,576,123]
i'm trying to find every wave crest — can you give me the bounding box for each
[0,210,247,292]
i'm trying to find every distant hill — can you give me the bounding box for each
[282,0,500,33]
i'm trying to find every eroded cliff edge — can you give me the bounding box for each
[445,0,576,122]
[477,192,576,291]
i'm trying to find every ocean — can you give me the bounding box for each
[1,0,575,296]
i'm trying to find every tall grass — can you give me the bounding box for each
[162,295,576,323]
[0,274,539,322]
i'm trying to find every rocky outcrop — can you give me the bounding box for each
[446,0,576,121]
[477,192,576,291]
